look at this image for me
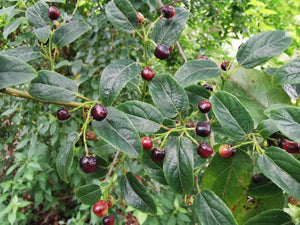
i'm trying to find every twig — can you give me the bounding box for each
[107,151,120,177]
[176,41,187,62]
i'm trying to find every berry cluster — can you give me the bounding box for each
[93,196,115,224]
[141,137,166,162]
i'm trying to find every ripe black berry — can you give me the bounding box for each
[102,215,115,225]
[154,44,170,60]
[251,174,263,184]
[198,100,212,113]
[151,148,166,162]
[57,108,70,121]
[195,122,211,137]
[221,59,231,71]
[202,84,213,92]
[161,5,176,19]
[197,143,213,158]
[79,155,98,173]
[48,6,60,20]
[91,104,107,121]
[141,67,155,81]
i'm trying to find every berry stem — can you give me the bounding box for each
[183,110,199,124]
[141,80,147,102]
[71,0,79,19]
[205,113,215,146]
[231,141,254,150]
[184,130,199,146]
[48,21,54,71]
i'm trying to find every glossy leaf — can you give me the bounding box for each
[268,106,300,143]
[92,107,142,158]
[244,209,295,225]
[258,147,300,200]
[237,31,292,68]
[194,190,237,225]
[174,60,221,87]
[75,184,102,205]
[52,21,91,48]
[273,57,300,84]
[56,132,78,182]
[100,60,142,106]
[151,8,189,48]
[3,46,41,63]
[105,0,138,33]
[29,70,78,103]
[202,150,253,208]
[117,101,163,133]
[149,74,189,118]
[0,55,37,89]
[210,91,254,140]
[257,119,278,138]
[120,172,157,214]
[163,137,194,194]
[3,17,23,39]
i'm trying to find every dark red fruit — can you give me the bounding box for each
[195,122,211,137]
[151,148,166,162]
[221,59,231,71]
[141,67,155,81]
[282,140,300,154]
[57,108,70,121]
[251,174,263,184]
[48,6,60,20]
[141,136,153,150]
[197,56,208,60]
[93,200,108,217]
[91,104,107,121]
[202,84,213,92]
[161,5,176,19]
[137,12,145,24]
[154,44,170,60]
[198,100,212,113]
[79,155,97,173]
[102,215,115,225]
[197,143,213,158]
[218,144,232,158]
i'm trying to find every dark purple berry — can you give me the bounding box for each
[282,140,300,154]
[197,143,213,158]
[198,100,212,113]
[251,174,263,184]
[102,215,115,225]
[195,122,211,137]
[154,44,170,60]
[141,67,155,81]
[79,155,97,173]
[151,148,166,162]
[202,84,213,92]
[221,59,231,71]
[48,6,60,20]
[57,108,70,121]
[161,5,176,19]
[91,104,107,121]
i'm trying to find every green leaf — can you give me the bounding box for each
[237,30,292,68]
[194,190,237,225]
[3,46,41,63]
[163,137,194,194]
[105,0,138,33]
[84,156,108,179]
[202,150,253,208]
[273,57,300,84]
[29,70,78,103]
[149,74,189,118]
[243,209,295,225]
[52,21,91,48]
[100,60,142,106]
[120,172,157,214]
[56,132,78,182]
[75,184,102,205]
[257,119,278,138]
[3,17,23,39]
[117,101,163,133]
[92,107,142,158]
[151,8,189,48]
[268,106,300,143]
[0,55,37,89]
[258,147,300,201]
[210,91,254,140]
[174,60,221,87]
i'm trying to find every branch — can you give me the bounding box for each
[176,41,187,63]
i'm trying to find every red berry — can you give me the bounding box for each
[136,175,143,183]
[169,45,174,52]
[91,104,107,121]
[154,44,170,60]
[137,12,145,24]
[57,108,70,121]
[161,5,176,19]
[48,6,60,20]
[218,144,232,158]
[197,56,208,60]
[202,84,213,92]
[141,68,155,81]
[221,59,231,71]
[102,215,115,225]
[79,155,97,173]
[197,143,213,158]
[251,174,263,184]
[198,100,212,113]
[107,195,114,208]
[195,122,211,137]
[282,140,300,154]
[93,200,108,217]
[151,148,166,162]
[141,136,153,150]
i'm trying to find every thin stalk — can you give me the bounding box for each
[141,80,147,101]
[71,0,80,19]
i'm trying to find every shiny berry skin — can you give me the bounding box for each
[102,215,115,225]
[197,56,208,60]
[141,67,155,81]
[107,195,114,208]
[202,84,213,92]
[197,143,213,158]
[151,148,166,162]
[198,100,212,113]
[48,6,60,20]
[91,104,107,121]
[221,59,231,71]
[137,12,145,24]
[195,122,211,137]
[93,200,108,217]
[161,5,176,19]
[57,108,70,121]
[282,140,300,154]
[79,155,97,173]
[154,44,170,60]
[251,174,263,184]
[141,136,153,150]
[218,144,232,158]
